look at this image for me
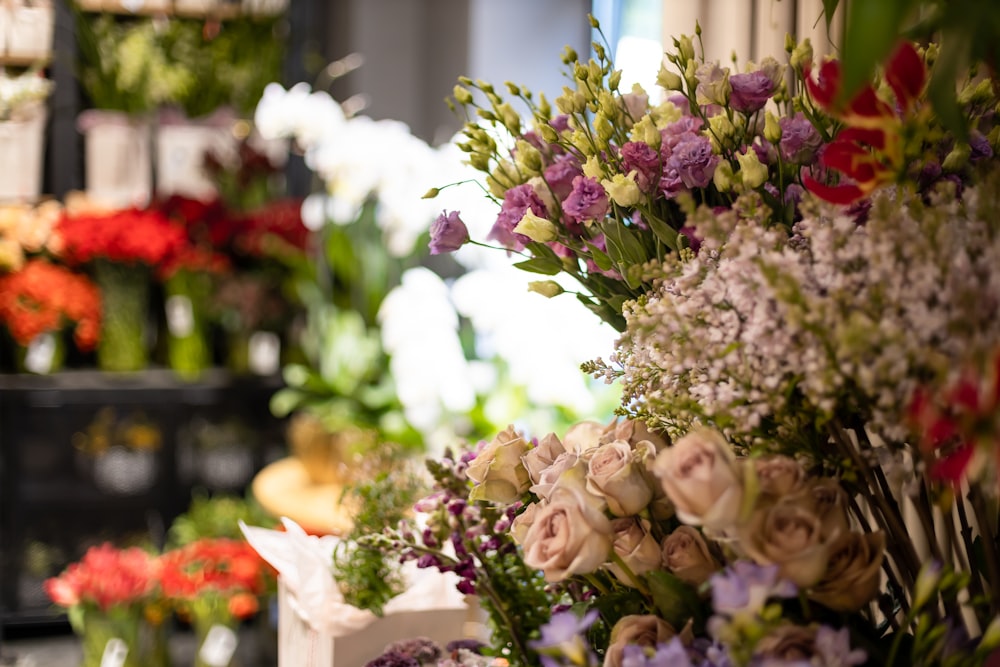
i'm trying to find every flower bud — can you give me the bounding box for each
[514,210,559,243]
[608,69,622,91]
[498,103,521,134]
[528,280,564,298]
[538,123,559,143]
[942,143,971,171]
[629,115,661,148]
[790,39,814,71]
[913,561,942,609]
[763,111,782,144]
[737,150,768,189]
[421,187,440,199]
[452,85,473,106]
[514,139,542,174]
[582,155,603,180]
[677,34,695,62]
[594,111,614,144]
[712,160,735,192]
[657,65,683,91]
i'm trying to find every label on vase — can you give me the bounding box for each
[248,331,280,376]
[100,638,129,667]
[165,295,195,337]
[24,332,56,374]
[199,623,238,667]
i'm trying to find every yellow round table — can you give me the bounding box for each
[251,457,355,535]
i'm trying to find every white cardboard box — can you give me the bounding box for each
[276,579,489,666]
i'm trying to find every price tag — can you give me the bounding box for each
[165,295,195,337]
[248,331,280,376]
[24,332,56,374]
[198,624,238,667]
[100,638,129,667]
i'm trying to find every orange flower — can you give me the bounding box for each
[227,592,259,619]
[0,259,102,349]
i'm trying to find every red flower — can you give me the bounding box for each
[57,208,190,267]
[803,42,927,204]
[159,538,266,605]
[44,543,158,612]
[0,259,102,349]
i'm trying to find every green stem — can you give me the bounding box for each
[608,552,651,596]
[968,483,1000,618]
[955,492,990,628]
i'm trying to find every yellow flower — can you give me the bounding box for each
[514,210,559,243]
[602,172,642,207]
[737,150,769,189]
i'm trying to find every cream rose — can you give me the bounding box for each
[754,454,807,497]
[809,530,886,612]
[603,615,682,667]
[585,440,655,516]
[522,432,566,485]
[651,428,743,531]
[739,497,837,587]
[797,478,851,539]
[521,485,613,582]
[754,624,817,661]
[601,418,670,452]
[660,526,720,587]
[530,451,588,502]
[562,420,606,455]
[466,425,531,504]
[510,500,544,545]
[607,518,662,586]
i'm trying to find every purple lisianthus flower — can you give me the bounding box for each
[562,176,610,224]
[530,609,600,667]
[621,638,694,667]
[429,210,470,254]
[778,113,823,165]
[488,184,547,251]
[970,131,993,161]
[668,135,719,189]
[667,94,691,113]
[550,114,571,133]
[621,141,662,193]
[710,561,797,617]
[814,626,867,666]
[728,71,776,114]
[544,154,583,199]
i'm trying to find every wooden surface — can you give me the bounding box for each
[251,457,354,536]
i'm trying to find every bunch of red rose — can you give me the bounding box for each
[57,207,189,267]
[0,258,101,349]
[158,538,265,620]
[211,198,308,260]
[43,543,159,612]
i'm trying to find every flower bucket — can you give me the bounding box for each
[156,108,237,200]
[14,331,65,374]
[0,110,47,203]
[6,3,54,62]
[78,110,152,209]
[164,269,212,381]
[93,260,151,372]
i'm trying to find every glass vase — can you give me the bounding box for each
[78,607,144,667]
[192,613,242,667]
[94,260,150,373]
[164,269,212,381]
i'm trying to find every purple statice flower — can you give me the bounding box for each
[544,154,583,200]
[668,135,719,190]
[445,639,487,655]
[562,176,610,224]
[729,71,776,114]
[429,210,470,254]
[621,141,662,193]
[488,184,547,251]
[530,609,601,667]
[813,626,867,667]
[778,113,823,165]
[710,561,797,618]
[364,651,420,667]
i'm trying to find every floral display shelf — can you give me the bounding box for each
[0,368,285,627]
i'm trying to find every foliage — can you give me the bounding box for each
[166,491,277,549]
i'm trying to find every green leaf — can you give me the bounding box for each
[821,0,841,34]
[646,570,706,632]
[583,240,614,271]
[839,0,916,104]
[514,257,563,275]
[926,28,971,142]
[601,221,648,288]
[269,388,304,418]
[644,216,679,252]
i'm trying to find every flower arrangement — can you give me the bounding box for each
[0,68,53,122]
[0,200,63,272]
[0,258,101,353]
[397,13,1000,667]
[44,543,167,667]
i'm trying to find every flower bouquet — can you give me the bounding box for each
[44,543,169,667]
[0,200,63,272]
[401,14,1000,667]
[57,206,188,371]
[159,537,267,667]
[0,258,101,373]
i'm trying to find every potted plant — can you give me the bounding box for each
[0,68,53,202]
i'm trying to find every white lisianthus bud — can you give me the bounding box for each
[583,155,603,180]
[677,34,695,62]
[514,139,542,174]
[790,39,814,71]
[629,115,661,148]
[651,100,682,128]
[763,111,782,144]
[713,160,736,192]
[514,210,559,243]
[528,280,564,298]
[736,150,768,189]
[602,172,641,207]
[657,64,683,91]
[594,111,615,144]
